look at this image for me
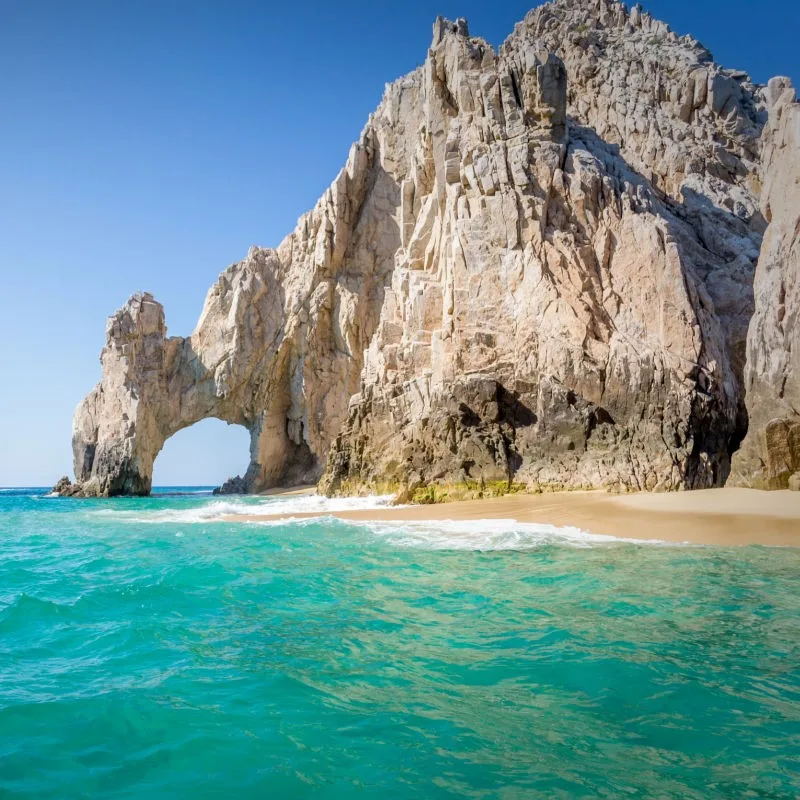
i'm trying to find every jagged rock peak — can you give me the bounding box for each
[514,0,766,218]
[432,16,470,46]
[319,3,762,495]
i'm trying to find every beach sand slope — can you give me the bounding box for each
[222,488,800,547]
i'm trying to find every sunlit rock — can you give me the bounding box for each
[62,2,798,496]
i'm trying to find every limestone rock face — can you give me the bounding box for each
[70,116,399,495]
[521,0,767,388]
[213,475,248,495]
[66,2,778,497]
[52,476,82,497]
[731,79,800,489]
[320,12,762,496]
[524,0,765,214]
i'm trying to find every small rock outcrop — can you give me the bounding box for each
[51,476,83,497]
[731,78,800,489]
[62,1,795,497]
[213,475,248,495]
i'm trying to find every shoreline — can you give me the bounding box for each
[221,488,800,547]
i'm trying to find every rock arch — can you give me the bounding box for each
[64,101,406,497]
[70,283,305,497]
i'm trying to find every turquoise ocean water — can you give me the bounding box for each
[1,487,798,799]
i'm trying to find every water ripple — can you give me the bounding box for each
[0,491,798,798]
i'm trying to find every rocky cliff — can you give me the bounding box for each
[59,0,799,497]
[730,79,800,489]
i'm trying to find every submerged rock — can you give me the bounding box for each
[61,1,796,496]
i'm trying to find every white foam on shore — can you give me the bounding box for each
[90,494,398,524]
[352,518,670,550]
[90,500,256,524]
[86,494,678,548]
[242,515,674,548]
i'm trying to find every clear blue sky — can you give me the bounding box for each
[0,0,797,487]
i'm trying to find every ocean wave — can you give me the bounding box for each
[0,592,73,627]
[89,499,254,524]
[90,494,398,524]
[1,487,48,497]
[353,518,669,550]
[256,494,400,515]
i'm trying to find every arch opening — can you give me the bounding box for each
[151,418,252,491]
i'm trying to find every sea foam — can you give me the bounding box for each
[353,518,667,550]
[89,492,674,548]
[90,493,398,524]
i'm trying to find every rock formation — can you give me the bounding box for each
[213,475,248,495]
[51,476,83,497]
[58,0,798,497]
[322,1,765,495]
[730,78,800,489]
[67,75,405,497]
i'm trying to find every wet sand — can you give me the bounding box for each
[222,488,800,547]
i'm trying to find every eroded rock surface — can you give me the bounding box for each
[524,0,766,389]
[52,476,82,497]
[526,0,765,213]
[731,78,800,489]
[64,1,789,497]
[320,8,763,495]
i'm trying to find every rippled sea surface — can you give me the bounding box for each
[1,487,799,799]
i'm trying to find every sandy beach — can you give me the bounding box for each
[224,488,800,547]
